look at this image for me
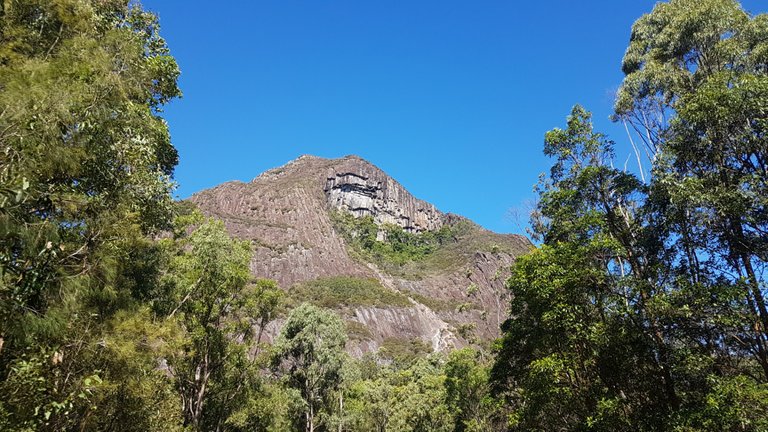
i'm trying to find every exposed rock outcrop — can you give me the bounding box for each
[324,156,443,233]
[190,155,532,355]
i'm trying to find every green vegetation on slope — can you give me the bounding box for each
[407,291,466,312]
[379,337,434,367]
[288,276,411,309]
[330,210,491,279]
[330,211,462,264]
[331,210,529,280]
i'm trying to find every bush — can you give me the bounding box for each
[289,276,411,309]
[330,211,460,266]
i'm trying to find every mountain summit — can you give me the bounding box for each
[191,155,531,355]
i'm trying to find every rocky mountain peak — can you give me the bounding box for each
[191,155,532,355]
[323,156,443,233]
[252,155,444,233]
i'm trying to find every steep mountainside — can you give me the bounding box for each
[191,155,531,355]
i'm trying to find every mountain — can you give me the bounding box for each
[190,155,531,355]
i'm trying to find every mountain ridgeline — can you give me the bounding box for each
[191,155,531,355]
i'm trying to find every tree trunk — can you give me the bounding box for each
[308,403,315,432]
[731,220,768,380]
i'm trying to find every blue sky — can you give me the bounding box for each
[144,1,767,235]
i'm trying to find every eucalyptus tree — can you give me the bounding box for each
[160,216,285,431]
[492,107,672,430]
[491,1,768,430]
[444,348,503,432]
[273,303,348,432]
[616,0,768,380]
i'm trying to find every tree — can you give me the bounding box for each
[344,356,452,432]
[161,216,283,431]
[0,1,181,429]
[273,303,348,432]
[491,1,768,428]
[0,0,181,343]
[615,0,768,382]
[224,380,304,432]
[346,373,395,432]
[492,106,684,430]
[387,357,451,432]
[76,308,185,432]
[445,348,503,432]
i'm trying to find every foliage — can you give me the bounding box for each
[331,211,461,267]
[273,303,349,432]
[379,337,433,368]
[345,320,374,341]
[224,381,305,432]
[407,291,464,312]
[0,1,182,430]
[0,0,181,344]
[492,1,768,430]
[80,308,184,432]
[161,216,284,430]
[345,356,452,432]
[445,348,504,432]
[289,276,411,309]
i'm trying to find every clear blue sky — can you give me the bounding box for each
[144,1,766,235]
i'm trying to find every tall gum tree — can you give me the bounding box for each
[615,0,768,379]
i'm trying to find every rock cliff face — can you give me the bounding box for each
[191,155,531,356]
[323,156,443,233]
